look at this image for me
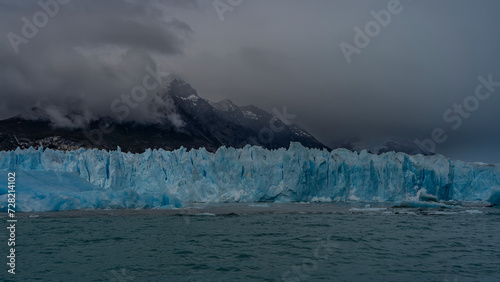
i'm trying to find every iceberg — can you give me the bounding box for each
[417,188,438,202]
[392,201,458,209]
[0,170,181,212]
[0,143,499,211]
[487,189,500,206]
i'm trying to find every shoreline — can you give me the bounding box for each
[2,201,497,218]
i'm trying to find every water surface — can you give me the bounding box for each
[3,203,500,281]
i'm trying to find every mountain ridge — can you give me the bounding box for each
[0,79,327,153]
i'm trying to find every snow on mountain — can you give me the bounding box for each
[242,110,258,120]
[165,79,326,150]
[1,143,499,212]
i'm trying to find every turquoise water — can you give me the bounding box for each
[3,203,500,281]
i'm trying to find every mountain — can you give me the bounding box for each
[329,137,433,156]
[377,138,433,156]
[0,79,327,153]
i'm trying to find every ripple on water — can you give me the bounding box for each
[15,205,500,281]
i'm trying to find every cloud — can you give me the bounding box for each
[157,0,500,163]
[0,0,193,127]
[1,0,500,162]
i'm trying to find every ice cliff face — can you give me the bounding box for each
[1,143,499,211]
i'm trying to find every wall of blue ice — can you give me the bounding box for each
[1,143,499,211]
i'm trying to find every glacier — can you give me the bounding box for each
[0,143,499,212]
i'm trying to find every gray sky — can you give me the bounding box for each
[1,0,500,163]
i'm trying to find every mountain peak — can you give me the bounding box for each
[167,78,199,98]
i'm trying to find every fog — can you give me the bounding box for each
[1,0,499,163]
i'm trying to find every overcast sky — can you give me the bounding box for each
[1,0,499,163]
